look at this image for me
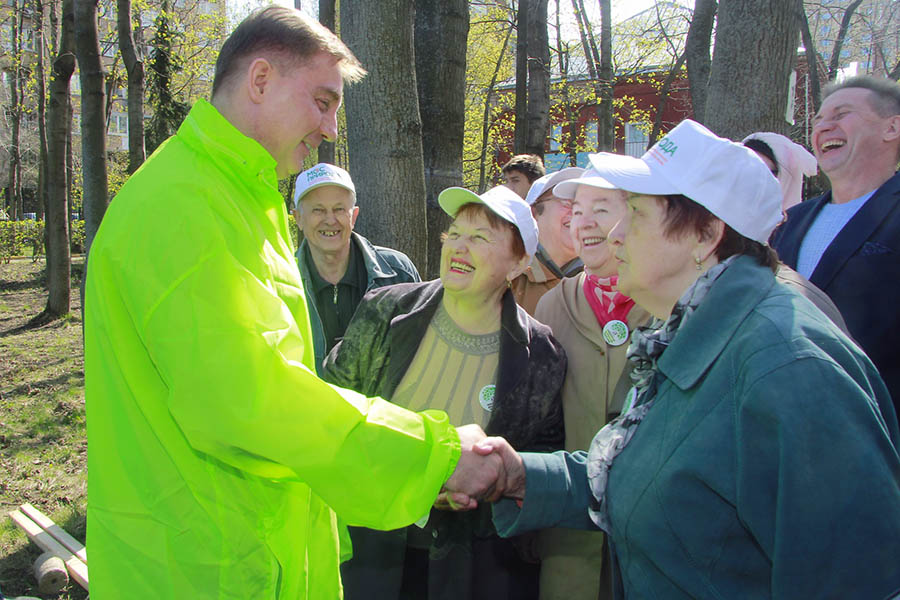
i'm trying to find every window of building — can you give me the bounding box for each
[22,28,36,51]
[108,113,128,136]
[549,124,563,152]
[625,122,649,158]
[585,121,598,149]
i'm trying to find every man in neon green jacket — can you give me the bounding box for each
[84,7,500,598]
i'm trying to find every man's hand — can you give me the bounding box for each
[440,427,526,511]
[475,436,526,500]
[441,425,507,508]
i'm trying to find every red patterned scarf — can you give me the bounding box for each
[583,274,635,327]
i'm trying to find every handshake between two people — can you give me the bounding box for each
[437,424,526,512]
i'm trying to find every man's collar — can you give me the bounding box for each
[178,99,279,191]
[535,245,583,278]
[302,240,360,292]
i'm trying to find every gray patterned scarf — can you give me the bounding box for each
[586,256,736,533]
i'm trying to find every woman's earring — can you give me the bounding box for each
[695,255,703,270]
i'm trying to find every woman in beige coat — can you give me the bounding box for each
[533,167,650,600]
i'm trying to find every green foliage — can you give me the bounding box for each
[0,220,86,262]
[462,2,517,190]
[71,219,86,253]
[70,152,131,212]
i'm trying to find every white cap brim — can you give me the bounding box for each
[553,168,618,199]
[587,152,678,195]
[438,186,539,256]
[524,167,585,205]
[294,180,354,206]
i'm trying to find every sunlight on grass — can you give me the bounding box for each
[1,259,87,600]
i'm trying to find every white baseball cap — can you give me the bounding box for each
[438,185,539,257]
[524,167,585,205]
[587,119,782,244]
[553,167,617,199]
[293,163,355,207]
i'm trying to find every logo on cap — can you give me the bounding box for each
[647,135,678,166]
[306,165,331,183]
[658,138,678,156]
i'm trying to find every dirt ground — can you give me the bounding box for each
[0,258,88,600]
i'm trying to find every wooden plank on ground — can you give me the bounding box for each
[8,509,89,591]
[19,503,88,564]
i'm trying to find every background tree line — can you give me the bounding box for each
[1,0,897,322]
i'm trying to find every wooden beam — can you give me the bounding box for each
[19,503,88,564]
[8,509,89,591]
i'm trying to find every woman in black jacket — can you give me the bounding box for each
[323,185,566,600]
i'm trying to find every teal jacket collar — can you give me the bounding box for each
[658,256,775,391]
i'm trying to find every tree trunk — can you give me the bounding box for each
[415,0,468,279]
[342,0,428,273]
[317,0,336,165]
[571,0,597,79]
[41,0,75,321]
[798,4,822,114]
[74,0,109,259]
[827,0,863,80]
[596,0,614,152]
[514,1,528,154]
[35,0,49,221]
[119,0,146,173]
[705,0,800,139]
[684,0,716,124]
[525,0,549,157]
[6,0,23,220]
[49,0,59,55]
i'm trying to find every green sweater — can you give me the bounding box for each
[84,99,459,599]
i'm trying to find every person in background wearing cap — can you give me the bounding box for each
[452,119,900,599]
[510,167,586,315]
[772,75,900,415]
[501,153,546,199]
[292,162,420,372]
[531,167,651,600]
[323,185,566,600]
[83,7,505,598]
[740,134,850,334]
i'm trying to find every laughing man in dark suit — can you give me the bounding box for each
[772,75,900,412]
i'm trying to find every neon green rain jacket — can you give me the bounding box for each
[84,99,460,599]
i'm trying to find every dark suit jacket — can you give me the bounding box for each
[771,171,900,413]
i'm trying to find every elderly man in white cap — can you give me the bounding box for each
[293,162,420,372]
[511,166,586,315]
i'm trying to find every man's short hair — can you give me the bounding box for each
[823,75,900,118]
[501,154,546,183]
[212,5,366,99]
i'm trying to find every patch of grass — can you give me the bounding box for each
[0,258,87,600]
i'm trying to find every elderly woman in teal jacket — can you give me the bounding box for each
[462,120,900,600]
